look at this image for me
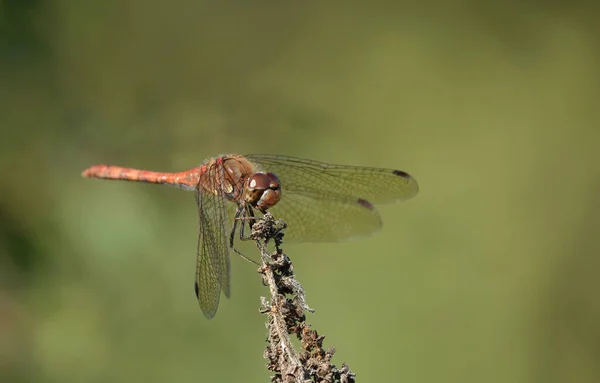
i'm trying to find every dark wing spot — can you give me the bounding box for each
[194,281,199,299]
[392,169,411,178]
[357,198,375,210]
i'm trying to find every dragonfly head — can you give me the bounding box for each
[244,172,281,212]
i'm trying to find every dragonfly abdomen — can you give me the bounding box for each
[81,165,200,190]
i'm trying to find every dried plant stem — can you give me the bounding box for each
[252,213,356,383]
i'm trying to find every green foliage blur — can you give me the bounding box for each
[2,1,599,382]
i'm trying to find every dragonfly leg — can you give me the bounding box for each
[229,205,259,264]
[232,246,259,265]
[238,206,258,242]
[229,205,244,248]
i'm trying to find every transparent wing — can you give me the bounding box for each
[245,154,418,242]
[246,154,419,205]
[194,172,231,319]
[267,191,382,242]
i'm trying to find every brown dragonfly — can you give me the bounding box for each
[82,154,419,318]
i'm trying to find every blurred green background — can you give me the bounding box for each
[1,1,599,382]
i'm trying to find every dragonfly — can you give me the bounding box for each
[81,154,419,318]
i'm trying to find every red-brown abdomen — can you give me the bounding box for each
[81,165,200,190]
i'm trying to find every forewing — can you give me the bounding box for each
[245,154,417,242]
[267,191,382,242]
[194,179,231,319]
[246,154,419,205]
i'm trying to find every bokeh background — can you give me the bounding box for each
[2,1,599,382]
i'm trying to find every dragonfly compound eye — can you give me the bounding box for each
[245,172,281,212]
